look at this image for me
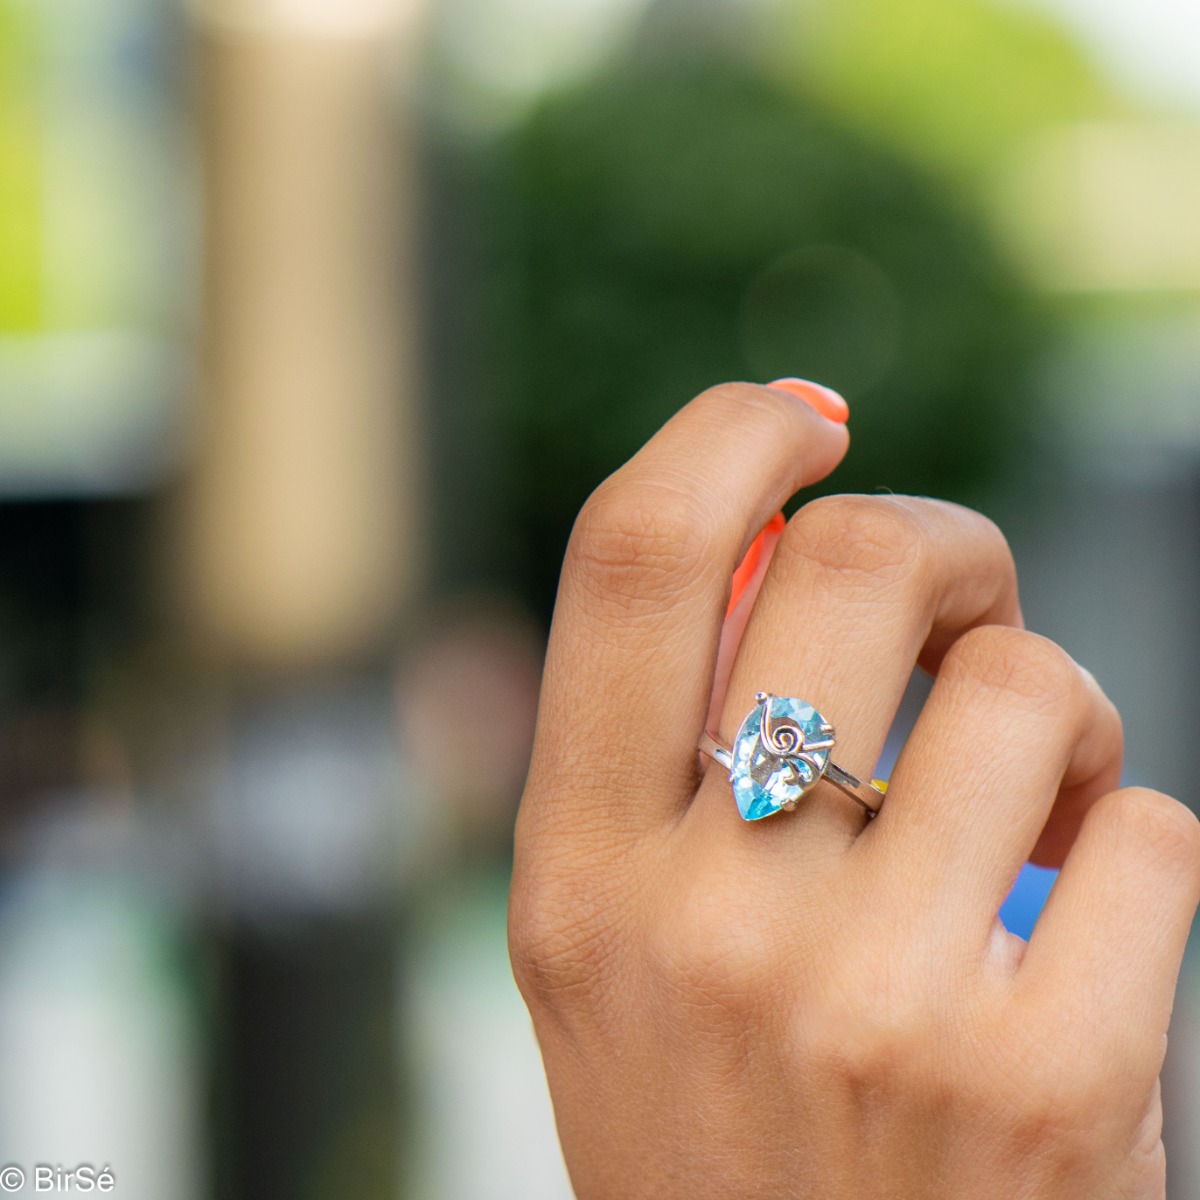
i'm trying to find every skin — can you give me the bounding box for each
[508,382,1200,1199]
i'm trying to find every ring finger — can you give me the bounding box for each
[693,494,1022,845]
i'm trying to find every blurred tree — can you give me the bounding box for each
[426,1,1057,618]
[768,0,1124,195]
[0,0,43,331]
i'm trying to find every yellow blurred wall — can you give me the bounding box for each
[182,0,427,669]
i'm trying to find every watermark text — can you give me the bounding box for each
[0,1164,115,1193]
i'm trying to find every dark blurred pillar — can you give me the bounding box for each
[0,503,85,834]
[215,920,400,1200]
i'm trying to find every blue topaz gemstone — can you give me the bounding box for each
[729,695,835,821]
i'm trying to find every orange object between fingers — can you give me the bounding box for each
[724,379,847,620]
[727,512,786,618]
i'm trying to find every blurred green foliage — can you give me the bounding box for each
[428,4,1096,617]
[0,0,44,331]
[0,0,185,341]
[769,0,1122,190]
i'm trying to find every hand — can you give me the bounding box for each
[509,382,1200,1199]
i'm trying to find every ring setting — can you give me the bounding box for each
[699,692,885,821]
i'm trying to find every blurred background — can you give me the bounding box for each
[2,0,1200,1195]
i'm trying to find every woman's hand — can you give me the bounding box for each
[509,382,1200,1199]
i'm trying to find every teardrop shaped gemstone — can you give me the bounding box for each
[729,696,834,821]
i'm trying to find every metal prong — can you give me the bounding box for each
[755,691,769,703]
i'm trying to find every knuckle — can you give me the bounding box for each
[807,1005,929,1091]
[567,478,716,610]
[801,981,953,1110]
[1011,1059,1115,1144]
[1099,787,1200,873]
[507,865,620,1008]
[801,940,949,1089]
[942,626,1083,711]
[1006,1001,1161,1132]
[1132,1137,1166,1188]
[1000,1014,1144,1137]
[1131,1088,1165,1167]
[646,874,773,1023]
[783,494,928,593]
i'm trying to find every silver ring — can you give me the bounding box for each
[699,692,885,821]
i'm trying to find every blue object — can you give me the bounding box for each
[999,863,1057,940]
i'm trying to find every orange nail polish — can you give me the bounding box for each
[768,378,850,425]
[727,512,786,619]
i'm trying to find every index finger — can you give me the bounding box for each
[525,381,849,839]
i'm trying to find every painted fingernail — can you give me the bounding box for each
[768,378,850,425]
[727,512,786,619]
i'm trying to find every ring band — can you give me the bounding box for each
[699,692,886,821]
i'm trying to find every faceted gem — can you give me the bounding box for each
[729,696,834,821]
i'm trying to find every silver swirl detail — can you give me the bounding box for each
[760,708,802,756]
[758,695,834,788]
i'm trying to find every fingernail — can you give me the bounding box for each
[768,378,850,425]
[727,512,786,619]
